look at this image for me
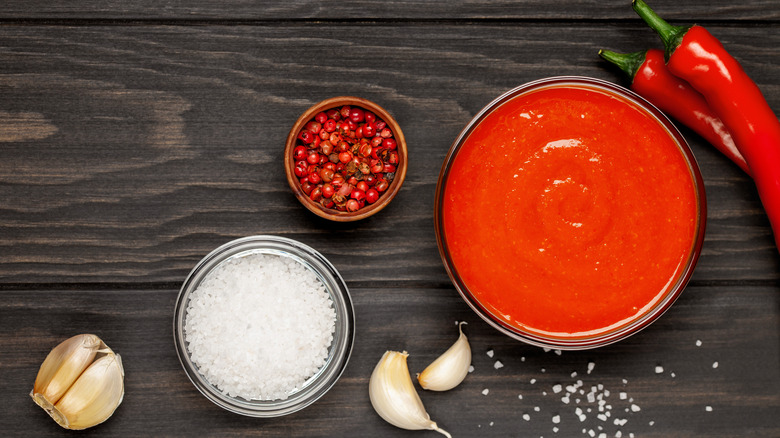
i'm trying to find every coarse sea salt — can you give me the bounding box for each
[184,253,336,401]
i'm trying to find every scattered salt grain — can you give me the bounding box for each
[487,349,494,358]
[482,388,490,395]
[468,365,475,373]
[531,378,537,384]
[494,360,504,369]
[523,413,531,421]
[184,253,336,401]
[518,394,524,400]
[705,406,713,412]
[553,384,563,394]
[655,365,664,374]
[696,340,702,347]
[534,406,541,412]
[571,371,578,378]
[630,404,641,412]
[587,362,596,374]
[712,361,719,369]
[649,421,655,426]
[552,414,561,424]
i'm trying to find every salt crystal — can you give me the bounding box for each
[553,427,559,433]
[587,392,596,403]
[554,349,562,356]
[588,429,596,437]
[587,362,595,374]
[553,384,563,393]
[521,356,526,362]
[552,414,561,424]
[622,379,628,384]
[489,421,494,426]
[561,396,570,404]
[523,413,531,421]
[630,404,641,412]
[468,365,475,373]
[671,372,676,378]
[696,340,702,347]
[544,348,551,352]
[487,349,494,358]
[482,388,489,395]
[541,368,546,373]
[598,414,607,421]
[649,421,655,426]
[619,392,627,400]
[531,378,537,384]
[712,361,719,369]
[184,253,336,401]
[705,406,713,412]
[534,406,541,412]
[655,365,664,374]
[571,371,578,378]
[518,394,523,400]
[616,431,622,438]
[494,360,504,369]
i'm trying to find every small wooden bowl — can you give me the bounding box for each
[284,96,407,221]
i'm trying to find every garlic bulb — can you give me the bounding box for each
[369,351,451,437]
[31,334,125,430]
[418,322,471,391]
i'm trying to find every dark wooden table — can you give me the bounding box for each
[2,1,778,436]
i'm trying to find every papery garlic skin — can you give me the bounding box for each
[369,351,451,438]
[33,334,101,404]
[418,322,471,391]
[30,334,125,430]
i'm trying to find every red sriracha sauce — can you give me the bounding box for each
[441,84,700,340]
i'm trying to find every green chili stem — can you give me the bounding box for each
[632,0,689,58]
[598,49,646,80]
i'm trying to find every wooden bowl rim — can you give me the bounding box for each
[284,96,407,222]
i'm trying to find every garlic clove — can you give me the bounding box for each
[369,351,451,437]
[54,353,125,430]
[32,334,101,404]
[418,322,471,391]
[30,334,125,430]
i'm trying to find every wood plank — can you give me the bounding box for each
[2,284,778,436]
[0,0,778,21]
[1,24,779,284]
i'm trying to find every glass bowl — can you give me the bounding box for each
[434,76,706,350]
[173,235,355,416]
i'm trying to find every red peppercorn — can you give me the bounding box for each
[310,186,322,202]
[305,121,322,135]
[319,130,329,141]
[364,174,376,186]
[294,163,308,178]
[320,167,334,183]
[366,188,379,204]
[371,136,383,148]
[307,171,321,184]
[322,183,335,199]
[346,199,359,212]
[306,151,320,165]
[350,107,365,123]
[370,159,384,174]
[338,151,352,163]
[375,179,389,192]
[363,123,376,137]
[340,105,351,119]
[293,145,307,161]
[301,181,314,195]
[375,120,387,131]
[320,141,333,155]
[320,197,334,209]
[356,181,369,193]
[383,138,397,150]
[383,163,396,173]
[350,189,365,201]
[326,108,341,120]
[298,130,314,145]
[387,150,399,165]
[323,119,337,133]
[365,111,376,124]
[347,176,358,186]
[358,142,372,158]
[315,111,328,124]
[380,128,393,138]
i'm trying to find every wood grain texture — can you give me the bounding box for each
[1,0,779,21]
[1,1,779,436]
[1,24,779,284]
[1,285,777,436]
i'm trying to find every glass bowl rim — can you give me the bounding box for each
[433,76,707,350]
[173,235,355,416]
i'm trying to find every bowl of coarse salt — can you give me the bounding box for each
[173,235,355,417]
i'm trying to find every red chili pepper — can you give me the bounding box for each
[599,48,749,175]
[634,0,780,251]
